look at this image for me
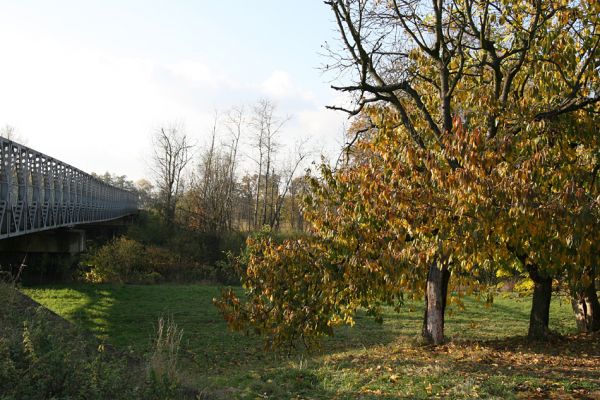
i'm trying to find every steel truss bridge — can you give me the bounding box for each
[0,137,138,240]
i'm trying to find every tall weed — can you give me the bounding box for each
[149,316,183,383]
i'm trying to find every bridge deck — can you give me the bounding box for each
[0,138,138,240]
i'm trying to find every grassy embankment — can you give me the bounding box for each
[0,283,186,400]
[21,283,600,399]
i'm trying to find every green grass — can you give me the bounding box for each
[22,284,599,399]
[0,283,181,400]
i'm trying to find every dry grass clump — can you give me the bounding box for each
[149,315,184,383]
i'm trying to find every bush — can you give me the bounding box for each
[127,210,171,246]
[165,230,247,266]
[84,237,147,283]
[83,236,240,284]
[126,210,248,267]
[210,252,240,285]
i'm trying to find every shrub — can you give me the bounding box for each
[126,210,171,246]
[210,252,240,285]
[84,237,146,283]
[83,236,241,284]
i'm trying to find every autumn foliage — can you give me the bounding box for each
[216,99,599,344]
[216,0,599,346]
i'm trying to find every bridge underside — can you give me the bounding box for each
[0,229,86,253]
[0,214,136,254]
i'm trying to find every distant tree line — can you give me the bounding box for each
[138,99,311,235]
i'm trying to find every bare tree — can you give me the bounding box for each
[183,108,244,233]
[222,106,244,230]
[152,124,193,226]
[0,125,27,144]
[249,99,288,229]
[135,179,155,210]
[288,175,309,231]
[270,139,310,229]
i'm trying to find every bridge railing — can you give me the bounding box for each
[0,137,138,239]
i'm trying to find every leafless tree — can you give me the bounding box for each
[288,175,309,231]
[0,125,27,144]
[269,139,310,229]
[222,106,244,230]
[135,179,155,210]
[183,108,244,233]
[152,124,193,226]
[146,100,312,234]
[249,99,288,229]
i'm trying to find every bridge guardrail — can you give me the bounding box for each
[0,137,138,239]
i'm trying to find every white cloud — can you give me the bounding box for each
[294,107,347,159]
[166,61,233,88]
[0,28,346,182]
[261,70,294,97]
[260,70,315,103]
[0,31,195,180]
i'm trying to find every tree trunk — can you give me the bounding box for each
[254,172,261,230]
[422,262,450,345]
[262,155,271,227]
[570,268,600,332]
[527,265,552,340]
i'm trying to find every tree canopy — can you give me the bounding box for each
[216,0,600,346]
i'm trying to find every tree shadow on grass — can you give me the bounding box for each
[436,333,600,398]
[24,284,594,399]
[23,284,412,370]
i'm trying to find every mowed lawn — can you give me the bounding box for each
[23,284,599,399]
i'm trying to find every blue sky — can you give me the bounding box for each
[0,1,347,181]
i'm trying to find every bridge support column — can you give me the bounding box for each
[0,229,86,254]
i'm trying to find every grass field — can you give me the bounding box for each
[23,284,600,399]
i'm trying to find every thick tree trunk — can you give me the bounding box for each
[527,265,552,340]
[570,268,600,332]
[422,262,450,345]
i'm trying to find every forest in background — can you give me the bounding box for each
[69,98,314,285]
